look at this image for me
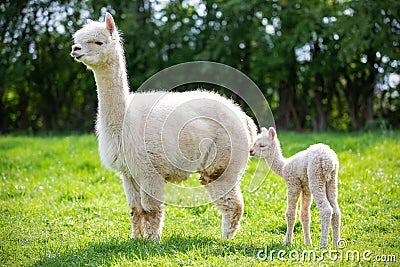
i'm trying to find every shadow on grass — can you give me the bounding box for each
[32,235,274,266]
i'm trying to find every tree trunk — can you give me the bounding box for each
[276,81,292,130]
[365,93,374,126]
[276,80,303,130]
[315,94,326,132]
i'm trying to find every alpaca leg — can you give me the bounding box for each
[122,174,143,239]
[327,177,341,247]
[310,179,333,247]
[284,187,301,245]
[140,179,164,242]
[300,189,312,246]
[206,180,244,239]
[141,205,164,242]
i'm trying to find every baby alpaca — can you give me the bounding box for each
[250,127,341,247]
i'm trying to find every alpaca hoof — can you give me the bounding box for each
[333,239,341,247]
[304,238,312,246]
[283,239,291,246]
[221,229,236,239]
[304,241,312,246]
[283,235,292,245]
[130,232,142,239]
[143,231,162,242]
[319,242,328,248]
[221,221,240,239]
[146,234,161,243]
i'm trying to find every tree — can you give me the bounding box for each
[0,0,398,132]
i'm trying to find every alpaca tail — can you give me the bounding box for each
[329,164,339,181]
[320,159,339,183]
[320,146,339,181]
[245,115,257,149]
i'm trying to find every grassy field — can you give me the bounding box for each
[0,130,399,266]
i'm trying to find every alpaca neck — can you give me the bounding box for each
[92,50,129,133]
[265,141,287,178]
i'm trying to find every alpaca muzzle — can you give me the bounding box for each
[250,148,255,156]
[71,44,83,59]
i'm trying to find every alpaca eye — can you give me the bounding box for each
[95,41,104,45]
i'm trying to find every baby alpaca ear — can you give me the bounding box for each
[105,12,116,36]
[268,127,276,139]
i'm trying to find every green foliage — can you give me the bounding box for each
[1,131,399,265]
[0,0,399,132]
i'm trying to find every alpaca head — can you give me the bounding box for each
[71,12,122,69]
[250,127,277,158]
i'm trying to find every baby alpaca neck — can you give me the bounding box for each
[265,139,287,178]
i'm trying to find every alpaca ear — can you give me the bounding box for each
[268,127,276,139]
[87,19,95,24]
[105,12,116,36]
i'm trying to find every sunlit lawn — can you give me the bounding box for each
[0,130,399,266]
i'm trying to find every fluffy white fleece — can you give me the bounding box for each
[71,12,257,241]
[251,127,341,247]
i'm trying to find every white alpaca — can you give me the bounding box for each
[70,13,257,242]
[250,127,340,247]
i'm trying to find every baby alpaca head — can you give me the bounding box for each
[71,12,121,69]
[250,127,277,158]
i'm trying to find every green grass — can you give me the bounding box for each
[1,131,399,266]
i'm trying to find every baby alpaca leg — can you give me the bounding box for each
[300,189,312,246]
[140,179,164,242]
[206,180,244,239]
[122,174,143,239]
[327,177,341,246]
[284,186,301,245]
[310,178,333,247]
